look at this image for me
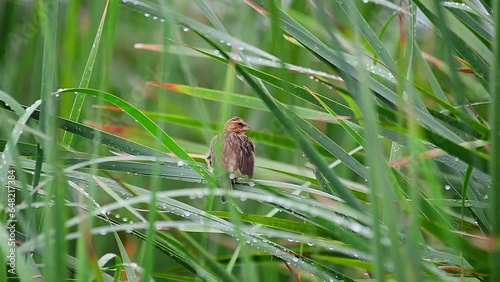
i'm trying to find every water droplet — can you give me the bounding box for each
[183,27,189,32]
[444,185,451,191]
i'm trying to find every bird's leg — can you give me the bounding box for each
[229,173,237,186]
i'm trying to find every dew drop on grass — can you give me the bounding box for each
[444,185,451,190]
[292,257,299,262]
[183,27,189,32]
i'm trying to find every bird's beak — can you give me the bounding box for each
[243,123,251,131]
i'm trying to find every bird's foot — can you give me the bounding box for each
[229,173,237,186]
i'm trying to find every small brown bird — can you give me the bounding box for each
[206,117,255,202]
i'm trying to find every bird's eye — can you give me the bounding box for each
[238,122,244,126]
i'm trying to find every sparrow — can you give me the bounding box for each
[206,116,255,202]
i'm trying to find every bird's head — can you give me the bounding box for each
[225,116,251,134]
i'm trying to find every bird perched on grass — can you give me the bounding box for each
[206,116,255,202]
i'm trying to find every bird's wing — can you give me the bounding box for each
[206,135,218,167]
[238,137,255,178]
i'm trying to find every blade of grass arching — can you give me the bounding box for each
[56,88,217,186]
[489,1,500,280]
[97,254,123,281]
[62,1,109,148]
